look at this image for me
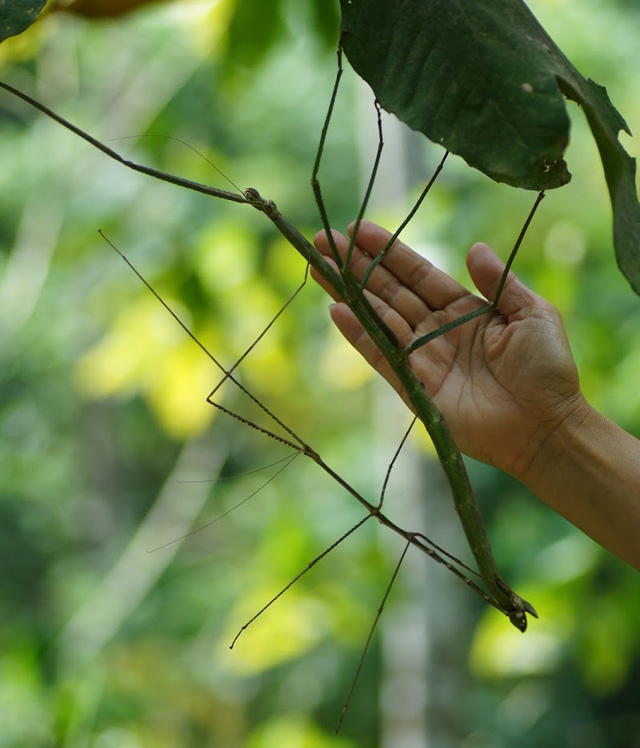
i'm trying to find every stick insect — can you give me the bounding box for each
[0,37,542,723]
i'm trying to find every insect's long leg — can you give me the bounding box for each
[336,539,411,734]
[360,149,450,290]
[344,99,384,270]
[377,415,417,510]
[230,514,372,649]
[376,417,482,576]
[311,43,344,267]
[310,450,500,608]
[407,190,546,352]
[203,265,314,448]
[492,190,546,302]
[204,399,304,452]
[413,532,481,579]
[412,534,496,608]
[208,265,309,400]
[103,231,380,509]
[330,97,400,348]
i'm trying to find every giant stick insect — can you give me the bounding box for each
[0,74,538,620]
[2,0,640,726]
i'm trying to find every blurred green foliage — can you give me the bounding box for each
[0,1,639,746]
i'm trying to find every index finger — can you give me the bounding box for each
[348,221,469,310]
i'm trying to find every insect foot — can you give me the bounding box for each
[507,594,539,633]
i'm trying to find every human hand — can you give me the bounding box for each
[312,221,588,480]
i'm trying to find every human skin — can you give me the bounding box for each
[312,221,640,572]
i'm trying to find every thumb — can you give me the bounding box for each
[467,242,538,319]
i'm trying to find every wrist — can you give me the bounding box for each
[510,392,595,488]
[509,393,640,570]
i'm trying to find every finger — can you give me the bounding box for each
[311,233,417,341]
[467,242,541,320]
[313,227,344,265]
[329,302,405,395]
[314,227,431,329]
[310,253,343,302]
[348,221,469,310]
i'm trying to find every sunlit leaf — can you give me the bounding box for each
[248,715,356,748]
[146,340,217,439]
[74,297,220,439]
[195,219,258,294]
[321,324,373,391]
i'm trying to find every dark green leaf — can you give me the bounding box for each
[0,0,46,42]
[559,77,640,295]
[339,0,572,190]
[340,0,640,294]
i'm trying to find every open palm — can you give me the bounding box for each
[313,221,584,477]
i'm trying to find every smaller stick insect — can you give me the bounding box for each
[1,37,544,723]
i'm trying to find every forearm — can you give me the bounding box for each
[518,400,640,571]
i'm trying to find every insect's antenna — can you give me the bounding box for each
[0,81,247,205]
[336,539,411,734]
[109,134,245,196]
[148,452,300,552]
[230,514,372,649]
[311,40,345,267]
[407,189,546,353]
[176,454,295,483]
[344,99,384,270]
[360,149,450,289]
[378,415,417,510]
